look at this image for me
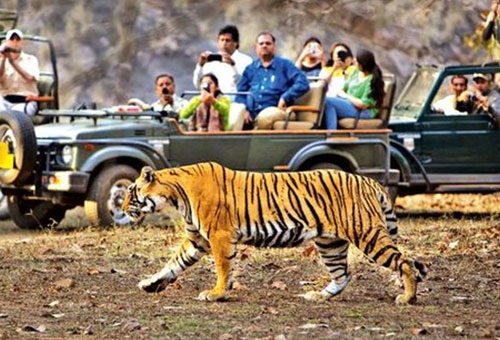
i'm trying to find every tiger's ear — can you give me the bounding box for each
[140,166,156,183]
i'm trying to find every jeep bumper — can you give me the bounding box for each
[41,171,90,193]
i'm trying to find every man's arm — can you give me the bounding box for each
[8,54,39,82]
[280,60,310,105]
[235,66,252,106]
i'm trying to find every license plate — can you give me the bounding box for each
[0,142,14,169]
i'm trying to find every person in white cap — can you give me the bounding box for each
[0,29,40,116]
[472,72,500,127]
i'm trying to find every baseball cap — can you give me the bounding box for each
[5,29,23,40]
[472,73,492,82]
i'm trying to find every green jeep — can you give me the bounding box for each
[389,64,500,196]
[0,108,396,229]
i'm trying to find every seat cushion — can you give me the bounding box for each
[338,118,384,129]
[273,121,314,130]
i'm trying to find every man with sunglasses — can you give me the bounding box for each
[433,75,473,115]
[0,29,40,116]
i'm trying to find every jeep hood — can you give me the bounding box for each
[34,119,162,140]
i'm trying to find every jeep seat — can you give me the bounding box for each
[338,73,396,129]
[35,73,56,109]
[272,79,327,130]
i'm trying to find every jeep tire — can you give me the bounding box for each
[0,190,9,220]
[0,110,37,185]
[84,164,139,227]
[7,195,67,229]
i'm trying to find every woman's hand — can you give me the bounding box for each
[201,90,215,105]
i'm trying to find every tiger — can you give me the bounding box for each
[123,162,427,304]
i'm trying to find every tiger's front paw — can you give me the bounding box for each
[197,289,227,302]
[395,293,416,305]
[298,290,330,303]
[138,278,168,293]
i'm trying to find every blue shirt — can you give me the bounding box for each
[236,55,310,118]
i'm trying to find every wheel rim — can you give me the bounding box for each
[0,124,17,163]
[107,178,133,225]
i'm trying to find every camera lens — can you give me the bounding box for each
[162,87,169,95]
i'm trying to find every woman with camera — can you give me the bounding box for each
[180,73,230,132]
[323,49,385,130]
[319,42,357,98]
[295,37,326,77]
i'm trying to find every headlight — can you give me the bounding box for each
[61,145,73,165]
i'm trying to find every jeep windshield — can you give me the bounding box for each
[391,66,441,122]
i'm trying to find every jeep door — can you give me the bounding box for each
[418,113,500,173]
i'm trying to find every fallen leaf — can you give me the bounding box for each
[410,328,428,336]
[83,325,94,335]
[71,244,83,253]
[271,281,287,290]
[42,312,65,319]
[299,323,329,330]
[122,320,141,332]
[448,240,459,249]
[162,306,183,311]
[48,300,59,307]
[171,281,183,290]
[87,267,100,275]
[54,278,74,289]
[22,325,46,333]
[302,244,317,257]
[454,326,464,334]
[263,306,279,315]
[299,281,314,286]
[283,265,300,273]
[232,281,248,291]
[238,245,253,260]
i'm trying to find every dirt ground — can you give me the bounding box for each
[0,194,499,339]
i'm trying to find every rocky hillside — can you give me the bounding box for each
[1,0,495,108]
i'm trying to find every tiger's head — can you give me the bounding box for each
[122,166,173,222]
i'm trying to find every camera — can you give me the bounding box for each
[309,43,319,55]
[207,53,222,62]
[469,93,477,102]
[162,87,170,95]
[337,50,349,63]
[201,82,211,92]
[0,45,19,54]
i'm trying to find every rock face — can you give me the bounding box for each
[2,0,495,107]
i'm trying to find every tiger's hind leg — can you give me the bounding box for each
[361,225,423,304]
[300,238,351,302]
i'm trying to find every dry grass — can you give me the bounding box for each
[0,195,499,339]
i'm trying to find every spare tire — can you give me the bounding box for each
[0,110,37,185]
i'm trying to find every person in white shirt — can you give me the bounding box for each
[150,73,187,113]
[433,75,473,115]
[193,25,252,93]
[0,29,40,116]
[193,25,252,130]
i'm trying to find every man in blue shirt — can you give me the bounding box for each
[235,32,310,129]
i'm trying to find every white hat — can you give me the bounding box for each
[6,29,23,40]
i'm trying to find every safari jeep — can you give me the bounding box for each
[389,64,500,196]
[0,107,397,229]
[0,11,59,220]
